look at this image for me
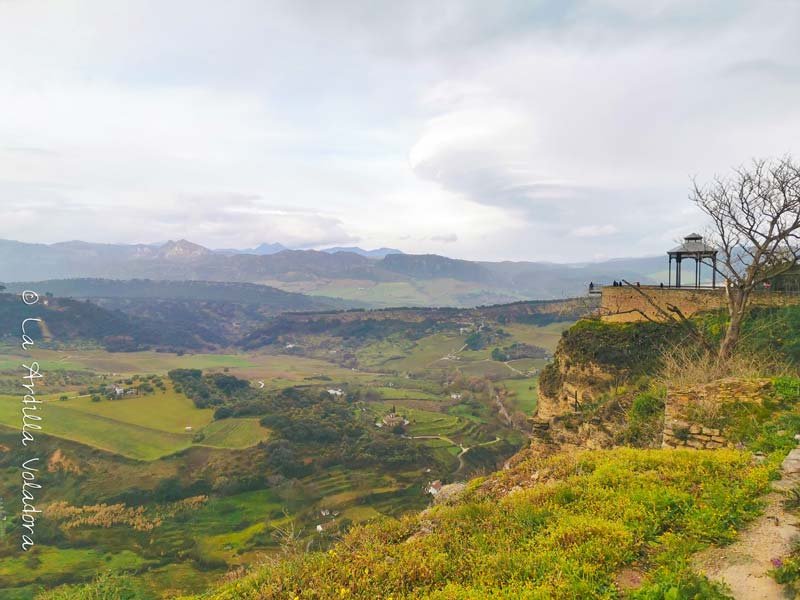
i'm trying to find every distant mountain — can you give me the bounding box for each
[214,242,289,255]
[383,253,495,282]
[321,246,403,258]
[0,238,668,307]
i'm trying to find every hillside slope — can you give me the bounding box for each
[194,447,773,599]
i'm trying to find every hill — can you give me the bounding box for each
[0,292,225,351]
[0,239,663,307]
[1,279,343,310]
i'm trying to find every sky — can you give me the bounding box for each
[1,0,799,262]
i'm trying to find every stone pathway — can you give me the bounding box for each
[692,448,800,599]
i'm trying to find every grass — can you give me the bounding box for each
[199,418,270,448]
[0,348,257,375]
[0,547,152,588]
[502,377,539,414]
[199,448,774,600]
[500,322,573,353]
[0,383,267,459]
[0,393,192,460]
[63,383,213,433]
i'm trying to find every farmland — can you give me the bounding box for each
[0,299,580,598]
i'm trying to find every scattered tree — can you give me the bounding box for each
[692,157,800,358]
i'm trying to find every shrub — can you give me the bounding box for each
[200,448,771,600]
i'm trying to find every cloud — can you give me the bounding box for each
[431,233,458,243]
[571,224,619,238]
[0,1,798,261]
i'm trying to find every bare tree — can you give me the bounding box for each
[692,157,800,359]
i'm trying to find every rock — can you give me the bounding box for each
[781,449,800,476]
[433,482,467,505]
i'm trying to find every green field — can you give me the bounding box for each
[0,383,269,459]
[0,348,258,376]
[64,384,214,432]
[199,418,270,448]
[297,278,527,308]
[502,377,539,414]
[0,394,192,460]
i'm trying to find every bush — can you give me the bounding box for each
[35,571,156,600]
[214,406,233,420]
[204,448,771,600]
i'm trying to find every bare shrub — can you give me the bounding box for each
[657,343,790,389]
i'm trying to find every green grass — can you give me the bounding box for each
[63,384,213,433]
[501,322,573,353]
[0,348,258,375]
[0,394,191,460]
[502,377,539,414]
[199,418,270,448]
[199,448,773,600]
[0,547,151,588]
[0,384,265,459]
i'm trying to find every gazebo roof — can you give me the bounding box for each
[668,233,717,256]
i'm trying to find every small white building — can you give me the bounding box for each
[427,480,443,496]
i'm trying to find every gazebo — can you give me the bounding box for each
[668,233,718,288]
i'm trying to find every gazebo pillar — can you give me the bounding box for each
[675,257,682,288]
[712,256,717,288]
[668,256,672,287]
[696,256,700,288]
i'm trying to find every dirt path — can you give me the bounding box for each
[408,434,501,474]
[692,448,800,599]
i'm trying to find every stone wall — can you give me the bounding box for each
[662,378,773,449]
[601,285,800,323]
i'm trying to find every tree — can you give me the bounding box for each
[692,157,800,359]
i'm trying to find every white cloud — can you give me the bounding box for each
[0,1,798,261]
[431,233,459,243]
[571,224,619,238]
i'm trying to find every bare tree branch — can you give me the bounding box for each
[692,156,800,358]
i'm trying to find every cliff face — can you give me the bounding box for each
[536,350,617,420]
[536,318,679,422]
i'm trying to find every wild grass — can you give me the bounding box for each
[657,343,791,389]
[198,448,773,600]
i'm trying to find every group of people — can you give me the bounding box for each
[594,281,641,288]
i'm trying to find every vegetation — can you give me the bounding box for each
[198,448,773,599]
[691,156,800,358]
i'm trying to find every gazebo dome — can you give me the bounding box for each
[667,233,718,288]
[668,233,717,256]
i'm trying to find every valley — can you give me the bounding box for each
[0,294,580,598]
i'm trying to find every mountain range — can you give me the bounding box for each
[0,238,667,307]
[213,243,402,258]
